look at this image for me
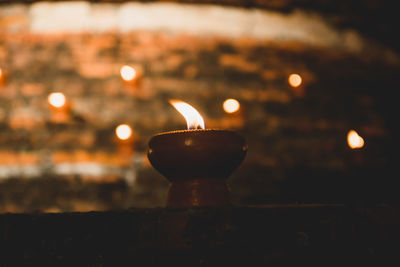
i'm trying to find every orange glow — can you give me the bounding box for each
[288,74,302,87]
[0,69,2,78]
[347,130,364,149]
[223,98,240,113]
[48,92,66,108]
[116,124,132,140]
[120,65,136,81]
[169,99,205,130]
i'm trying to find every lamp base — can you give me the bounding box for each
[167,178,231,207]
[148,129,246,207]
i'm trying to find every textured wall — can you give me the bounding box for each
[0,2,399,212]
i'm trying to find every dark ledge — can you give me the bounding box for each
[1,204,399,266]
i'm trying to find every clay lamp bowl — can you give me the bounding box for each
[147,101,247,207]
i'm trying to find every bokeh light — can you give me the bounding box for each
[223,98,240,114]
[48,92,66,108]
[288,73,302,87]
[120,65,136,81]
[116,124,132,140]
[347,130,364,149]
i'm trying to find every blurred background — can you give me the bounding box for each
[0,1,398,213]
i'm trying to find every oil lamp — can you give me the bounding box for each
[147,100,247,207]
[120,64,143,87]
[115,124,137,165]
[47,92,71,123]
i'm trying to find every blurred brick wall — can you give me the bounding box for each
[1,3,399,212]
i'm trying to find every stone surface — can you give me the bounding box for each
[0,205,399,266]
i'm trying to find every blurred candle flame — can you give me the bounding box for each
[48,92,66,108]
[223,98,240,113]
[116,124,132,140]
[288,73,302,87]
[347,130,364,149]
[120,65,136,81]
[169,100,205,130]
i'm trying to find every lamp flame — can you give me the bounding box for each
[169,100,205,130]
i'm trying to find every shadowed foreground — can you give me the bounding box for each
[1,204,399,266]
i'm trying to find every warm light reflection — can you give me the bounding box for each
[347,130,364,149]
[223,98,240,113]
[288,73,302,87]
[116,124,132,140]
[0,68,4,83]
[169,99,205,130]
[48,92,66,108]
[120,65,136,81]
